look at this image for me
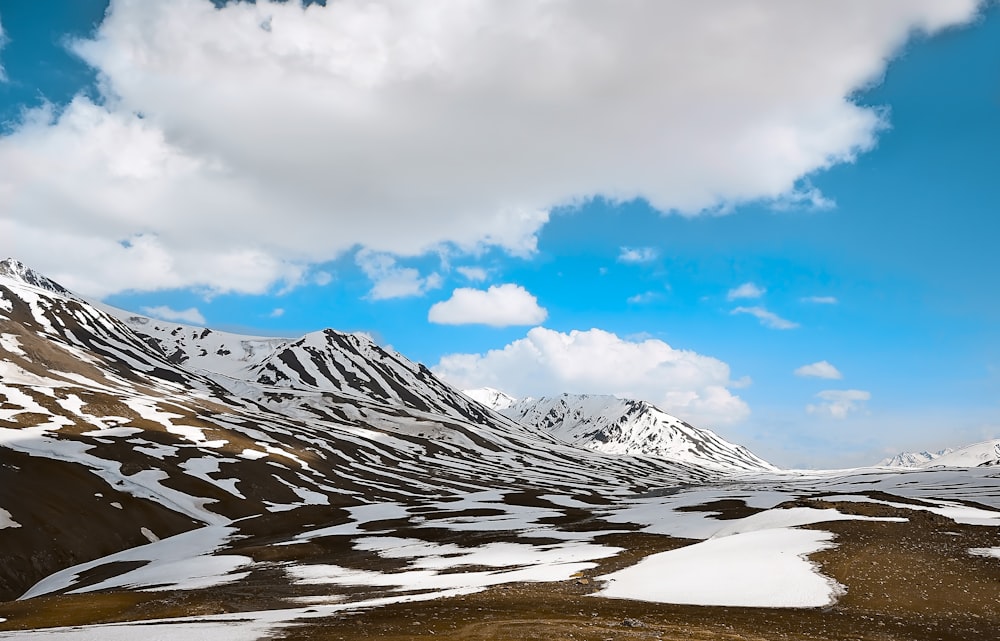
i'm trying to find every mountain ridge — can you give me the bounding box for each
[878,440,1000,468]
[465,387,776,472]
[0,258,71,296]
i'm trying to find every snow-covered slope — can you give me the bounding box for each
[878,441,1000,468]
[463,387,517,411]
[480,392,775,472]
[0,259,71,296]
[116,313,497,421]
[878,449,953,468]
[926,439,1000,467]
[0,259,724,601]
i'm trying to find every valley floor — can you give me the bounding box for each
[2,471,998,641]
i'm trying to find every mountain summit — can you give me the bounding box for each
[466,388,775,472]
[0,258,71,295]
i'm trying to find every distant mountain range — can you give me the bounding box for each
[878,449,954,468]
[878,441,1000,468]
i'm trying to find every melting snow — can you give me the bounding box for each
[0,507,21,529]
[595,527,843,607]
[820,494,1000,526]
[0,620,280,641]
[21,526,252,599]
[0,333,24,356]
[288,537,615,593]
[593,504,904,608]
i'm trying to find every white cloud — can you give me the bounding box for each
[312,271,333,286]
[802,296,839,304]
[727,282,766,301]
[433,327,750,428]
[269,307,285,318]
[807,389,871,419]
[141,305,206,325]
[456,266,489,282]
[0,0,982,296]
[794,360,843,380]
[428,284,546,327]
[770,182,836,211]
[731,306,799,330]
[356,250,441,300]
[618,247,658,264]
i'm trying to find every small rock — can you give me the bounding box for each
[621,617,643,628]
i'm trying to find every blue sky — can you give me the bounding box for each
[1,1,998,467]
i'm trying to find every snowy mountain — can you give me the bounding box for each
[463,386,517,411]
[878,441,1000,468]
[466,389,775,472]
[4,259,1000,639]
[926,439,1000,467]
[0,259,71,295]
[115,313,501,422]
[0,259,722,601]
[878,449,954,468]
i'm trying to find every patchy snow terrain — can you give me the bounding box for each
[2,259,1000,640]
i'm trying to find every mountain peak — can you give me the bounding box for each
[464,387,518,411]
[0,258,72,295]
[497,392,776,471]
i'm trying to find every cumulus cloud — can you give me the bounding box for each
[428,284,546,327]
[794,360,843,379]
[731,306,799,330]
[727,282,766,301]
[433,327,750,427]
[141,305,206,325]
[269,307,285,318]
[356,250,441,300]
[618,247,658,264]
[807,389,871,419]
[802,295,839,304]
[0,0,985,296]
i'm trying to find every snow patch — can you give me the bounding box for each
[288,536,614,593]
[595,527,843,607]
[0,507,21,529]
[0,620,280,640]
[0,333,24,356]
[21,526,252,599]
